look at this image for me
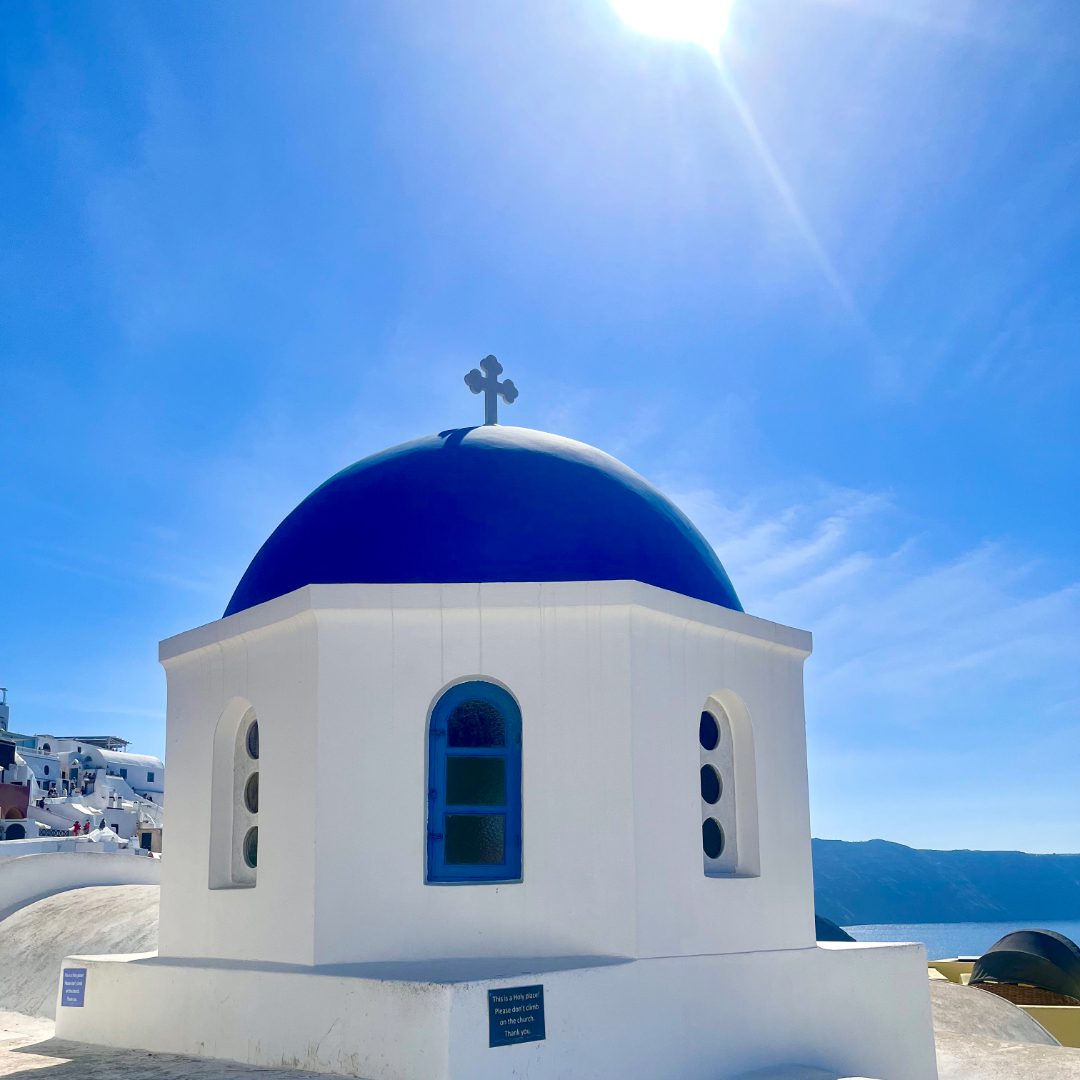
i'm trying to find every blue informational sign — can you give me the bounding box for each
[488,984,545,1048]
[61,968,87,1008]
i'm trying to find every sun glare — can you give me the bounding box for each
[609,0,734,53]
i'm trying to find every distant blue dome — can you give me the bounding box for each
[224,426,742,617]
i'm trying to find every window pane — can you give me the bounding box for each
[246,720,260,760]
[447,757,505,806]
[243,826,259,869]
[699,712,720,751]
[448,700,505,748]
[702,818,725,859]
[700,764,722,804]
[444,814,505,864]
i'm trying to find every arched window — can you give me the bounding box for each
[209,701,260,889]
[699,695,759,877]
[427,681,522,884]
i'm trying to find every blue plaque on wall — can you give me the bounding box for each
[61,968,87,1008]
[488,984,545,1047]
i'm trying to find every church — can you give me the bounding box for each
[54,358,937,1079]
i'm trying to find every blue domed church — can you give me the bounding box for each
[225,423,742,619]
[55,360,936,1079]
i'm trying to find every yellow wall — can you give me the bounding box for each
[1022,1006,1080,1048]
[927,960,974,983]
[926,963,1080,1047]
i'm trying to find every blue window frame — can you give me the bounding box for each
[427,681,522,884]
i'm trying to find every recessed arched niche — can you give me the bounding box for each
[208,698,260,889]
[699,690,759,879]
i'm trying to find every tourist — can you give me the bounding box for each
[73,820,81,836]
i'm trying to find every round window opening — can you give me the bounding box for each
[699,711,720,751]
[702,818,725,859]
[244,772,260,814]
[245,720,260,761]
[243,826,259,869]
[700,764,722,804]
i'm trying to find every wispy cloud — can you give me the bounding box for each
[28,544,221,597]
[667,479,1080,849]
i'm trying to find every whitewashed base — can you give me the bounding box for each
[54,942,937,1080]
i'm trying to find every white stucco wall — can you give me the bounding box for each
[54,942,937,1080]
[0,849,160,920]
[629,607,816,957]
[310,582,639,964]
[57,578,939,1079]
[156,609,318,964]
[78,747,164,796]
[156,581,813,967]
[17,748,61,787]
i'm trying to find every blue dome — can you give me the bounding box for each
[224,426,742,617]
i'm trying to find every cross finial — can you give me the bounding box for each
[464,355,518,425]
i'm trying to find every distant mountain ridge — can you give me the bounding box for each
[812,838,1080,925]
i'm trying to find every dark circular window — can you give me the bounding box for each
[243,826,259,869]
[699,712,719,751]
[245,720,259,760]
[43,765,50,776]
[244,773,259,814]
[700,765,722,804]
[702,818,725,859]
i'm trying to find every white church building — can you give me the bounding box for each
[56,359,936,1078]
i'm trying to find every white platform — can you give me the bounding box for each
[54,941,937,1080]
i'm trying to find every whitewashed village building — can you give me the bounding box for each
[0,691,164,848]
[56,361,936,1078]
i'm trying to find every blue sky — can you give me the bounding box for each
[1,1,1077,852]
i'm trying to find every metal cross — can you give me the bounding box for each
[464,355,518,425]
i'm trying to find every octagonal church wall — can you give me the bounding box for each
[157,606,319,964]
[310,582,639,965]
[628,605,816,958]
[156,581,813,968]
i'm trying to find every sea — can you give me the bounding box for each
[844,920,1080,959]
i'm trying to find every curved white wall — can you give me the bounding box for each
[0,850,160,921]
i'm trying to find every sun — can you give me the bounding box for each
[609,0,734,53]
